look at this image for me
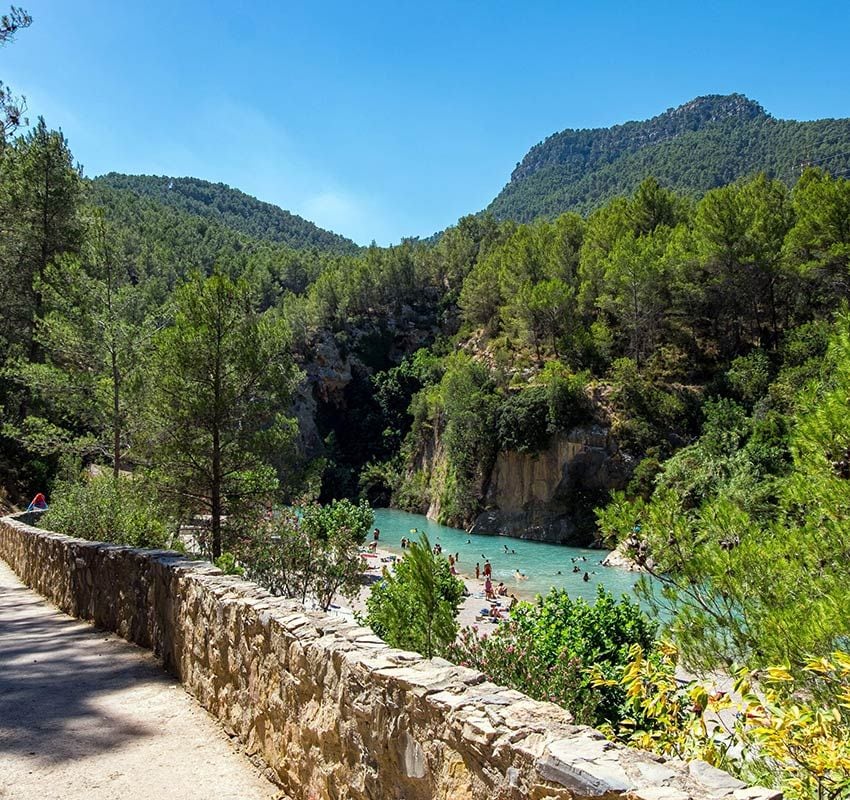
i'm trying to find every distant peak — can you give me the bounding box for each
[664,93,769,122]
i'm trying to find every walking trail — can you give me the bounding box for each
[0,559,280,800]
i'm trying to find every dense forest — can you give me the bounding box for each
[489,93,850,221]
[4,10,850,792]
[93,173,359,254]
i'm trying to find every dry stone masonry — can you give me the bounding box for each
[0,514,779,800]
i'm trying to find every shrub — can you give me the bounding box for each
[238,499,372,611]
[41,475,174,549]
[496,387,550,453]
[445,586,657,726]
[364,533,464,658]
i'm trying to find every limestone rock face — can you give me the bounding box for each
[470,426,631,544]
[0,513,778,800]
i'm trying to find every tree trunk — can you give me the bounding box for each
[112,347,120,481]
[211,425,222,559]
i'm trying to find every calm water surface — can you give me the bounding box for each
[371,508,649,605]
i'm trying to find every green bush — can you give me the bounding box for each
[496,387,550,453]
[238,499,373,611]
[445,586,657,726]
[541,363,592,432]
[727,350,772,405]
[41,475,174,549]
[364,533,464,658]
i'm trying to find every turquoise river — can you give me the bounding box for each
[371,508,649,605]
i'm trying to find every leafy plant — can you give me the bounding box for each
[239,499,372,611]
[363,533,464,658]
[445,586,657,726]
[41,474,175,549]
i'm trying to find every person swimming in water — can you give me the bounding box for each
[583,572,590,582]
[514,569,528,582]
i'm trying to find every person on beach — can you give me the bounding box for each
[509,593,518,610]
[483,561,492,578]
[475,562,480,580]
[484,576,494,599]
[497,582,508,596]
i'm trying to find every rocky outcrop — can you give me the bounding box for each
[602,543,649,572]
[295,311,441,463]
[0,513,778,800]
[470,426,631,544]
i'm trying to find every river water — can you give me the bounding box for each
[371,508,649,605]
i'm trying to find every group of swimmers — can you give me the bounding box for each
[398,526,602,587]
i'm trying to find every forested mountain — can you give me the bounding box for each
[92,173,360,254]
[488,93,850,221]
[88,180,337,305]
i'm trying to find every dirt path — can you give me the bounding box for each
[0,560,280,800]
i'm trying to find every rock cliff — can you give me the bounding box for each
[295,325,632,544]
[471,426,630,544]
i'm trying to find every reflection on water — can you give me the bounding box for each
[372,508,652,608]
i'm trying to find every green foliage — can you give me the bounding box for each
[726,351,772,404]
[214,551,244,576]
[364,533,464,658]
[598,315,850,673]
[607,357,697,454]
[415,352,499,525]
[41,475,174,549]
[393,468,431,514]
[445,586,656,726]
[239,500,372,611]
[496,387,549,453]
[540,361,592,432]
[0,6,31,146]
[601,645,850,800]
[94,173,358,254]
[0,117,83,357]
[496,368,592,454]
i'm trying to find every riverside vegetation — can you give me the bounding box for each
[2,9,850,798]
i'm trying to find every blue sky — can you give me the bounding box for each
[2,1,849,245]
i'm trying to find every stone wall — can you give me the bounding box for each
[0,514,777,800]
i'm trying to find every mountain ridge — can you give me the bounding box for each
[488,93,850,222]
[92,173,360,254]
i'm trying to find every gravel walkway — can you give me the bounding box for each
[0,560,280,800]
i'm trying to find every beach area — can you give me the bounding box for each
[334,544,537,633]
